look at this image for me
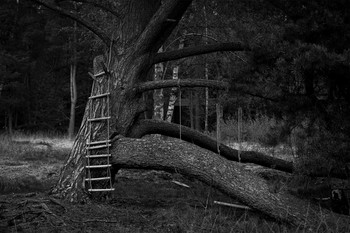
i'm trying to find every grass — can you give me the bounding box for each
[0,130,349,232]
[0,132,71,194]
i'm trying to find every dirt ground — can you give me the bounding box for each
[1,169,274,233]
[1,138,348,232]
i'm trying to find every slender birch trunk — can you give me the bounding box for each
[153,47,164,121]
[166,38,184,122]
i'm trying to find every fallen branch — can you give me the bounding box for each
[171,180,190,188]
[214,201,251,210]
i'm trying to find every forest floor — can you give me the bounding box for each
[0,134,347,232]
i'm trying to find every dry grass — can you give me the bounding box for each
[0,132,71,194]
[0,133,349,232]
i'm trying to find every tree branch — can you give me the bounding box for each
[135,0,193,53]
[153,42,249,64]
[133,79,228,94]
[127,119,349,179]
[29,0,111,45]
[111,137,347,228]
[127,119,293,173]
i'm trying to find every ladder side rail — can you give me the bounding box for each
[106,73,113,189]
[86,80,97,191]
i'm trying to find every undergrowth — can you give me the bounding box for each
[0,128,349,232]
[0,132,70,162]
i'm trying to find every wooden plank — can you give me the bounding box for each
[94,71,106,77]
[86,154,111,159]
[87,140,111,145]
[87,144,111,150]
[86,164,111,168]
[89,93,110,99]
[85,177,111,181]
[87,116,111,122]
[88,188,115,192]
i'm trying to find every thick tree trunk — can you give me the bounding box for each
[41,0,349,226]
[52,0,165,201]
[110,137,350,229]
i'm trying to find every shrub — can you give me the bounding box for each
[220,114,287,146]
[291,120,350,177]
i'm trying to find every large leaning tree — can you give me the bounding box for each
[29,0,349,229]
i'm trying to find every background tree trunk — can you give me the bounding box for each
[68,20,77,140]
[153,46,164,121]
[166,37,184,123]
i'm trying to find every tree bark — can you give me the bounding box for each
[110,137,350,229]
[128,119,293,173]
[38,0,350,226]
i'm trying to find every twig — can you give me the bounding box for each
[213,201,251,210]
[171,180,190,188]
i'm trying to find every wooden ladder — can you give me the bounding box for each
[85,71,114,192]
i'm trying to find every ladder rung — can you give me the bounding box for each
[94,71,106,77]
[87,140,111,145]
[87,117,111,122]
[85,177,111,181]
[89,93,110,99]
[86,154,111,159]
[87,144,111,150]
[86,164,112,169]
[88,188,115,192]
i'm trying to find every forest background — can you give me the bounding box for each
[1,0,350,189]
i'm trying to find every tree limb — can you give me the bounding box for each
[135,0,193,53]
[29,0,111,45]
[127,119,349,179]
[133,79,228,94]
[154,42,249,64]
[111,137,349,228]
[127,119,294,173]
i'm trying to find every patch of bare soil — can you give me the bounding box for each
[0,170,258,233]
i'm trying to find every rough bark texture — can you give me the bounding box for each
[51,0,193,201]
[40,0,350,226]
[110,137,350,229]
[128,119,294,173]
